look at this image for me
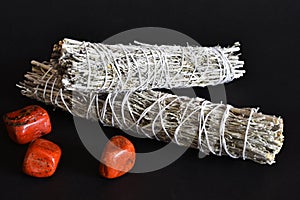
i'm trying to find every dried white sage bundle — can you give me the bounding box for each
[52,38,245,93]
[18,61,283,165]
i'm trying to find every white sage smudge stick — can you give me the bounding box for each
[18,61,284,165]
[53,38,245,92]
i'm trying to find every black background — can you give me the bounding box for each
[0,0,299,199]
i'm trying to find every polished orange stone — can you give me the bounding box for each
[3,105,51,144]
[23,138,62,178]
[99,135,136,179]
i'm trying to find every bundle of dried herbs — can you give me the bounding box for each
[52,39,244,92]
[18,61,284,164]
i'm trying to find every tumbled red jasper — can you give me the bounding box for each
[23,138,62,178]
[99,135,136,179]
[3,105,51,144]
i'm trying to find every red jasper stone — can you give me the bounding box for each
[3,105,51,144]
[99,135,136,179]
[23,138,62,178]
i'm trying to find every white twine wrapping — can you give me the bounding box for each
[59,38,245,93]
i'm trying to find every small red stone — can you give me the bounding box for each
[99,135,136,179]
[3,105,51,144]
[23,138,62,178]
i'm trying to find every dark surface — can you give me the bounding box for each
[0,0,299,199]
